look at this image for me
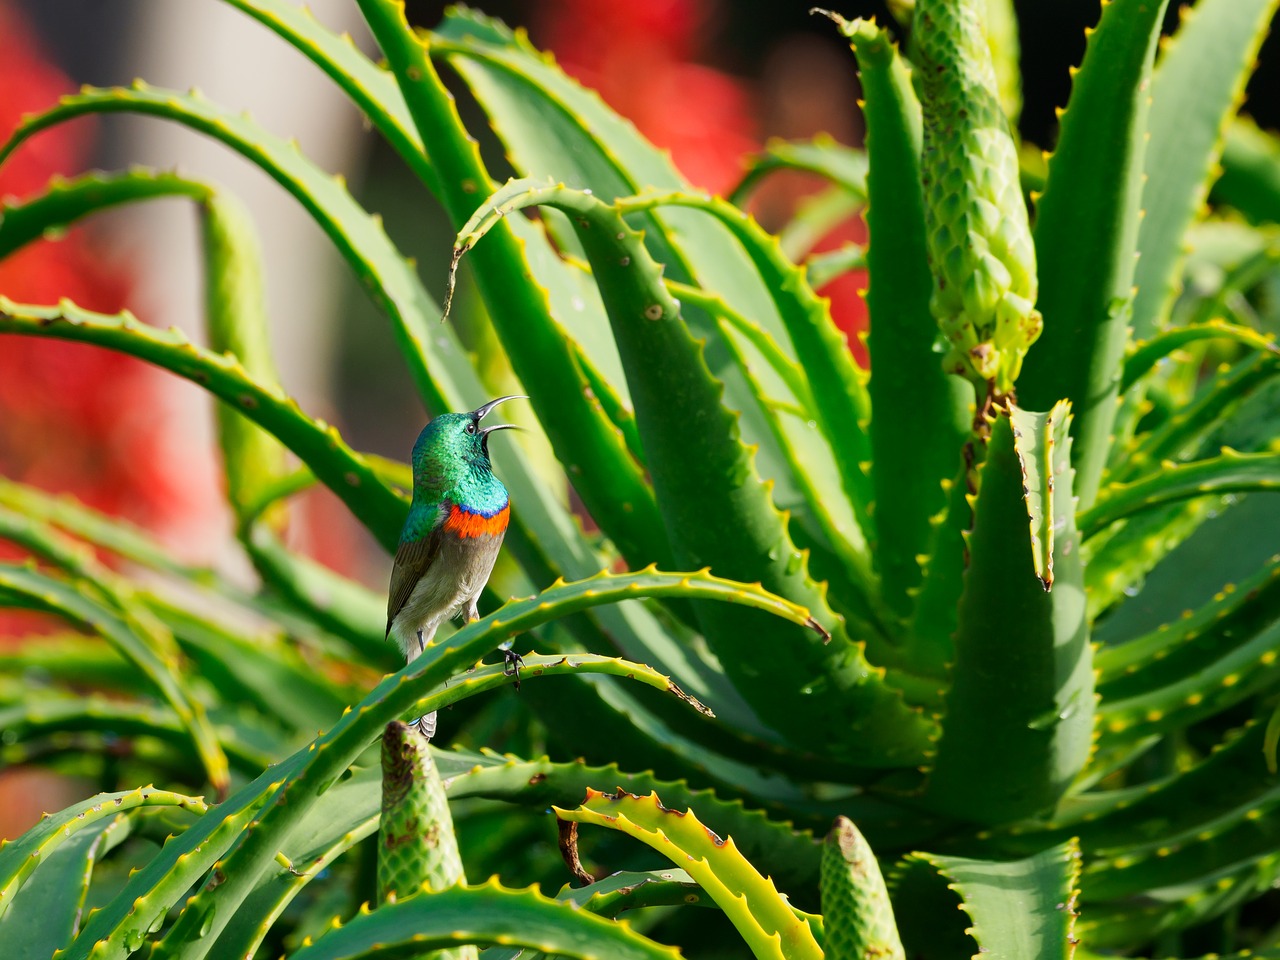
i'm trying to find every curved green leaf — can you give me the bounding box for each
[1082,449,1280,538]
[1018,0,1171,507]
[555,789,822,960]
[0,561,229,795]
[202,190,292,527]
[1121,318,1280,394]
[0,82,454,414]
[1214,115,1280,224]
[0,786,207,916]
[218,0,438,190]
[432,6,814,511]
[1130,0,1280,342]
[0,167,211,259]
[729,135,868,207]
[441,751,829,891]
[1097,617,1280,747]
[84,568,822,960]
[288,881,683,960]
[0,296,407,549]
[615,189,876,559]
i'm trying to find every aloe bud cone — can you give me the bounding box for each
[914,0,1041,402]
[378,720,477,960]
[820,816,905,960]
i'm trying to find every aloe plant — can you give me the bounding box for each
[3,0,1280,957]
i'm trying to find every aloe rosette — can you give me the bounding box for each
[0,1,1279,958]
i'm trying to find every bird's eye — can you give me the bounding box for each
[465,421,477,435]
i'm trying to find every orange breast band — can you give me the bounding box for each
[444,503,510,539]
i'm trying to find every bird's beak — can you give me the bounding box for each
[471,395,526,436]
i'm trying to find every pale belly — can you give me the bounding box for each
[389,532,503,662]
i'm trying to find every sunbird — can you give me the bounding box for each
[386,395,525,739]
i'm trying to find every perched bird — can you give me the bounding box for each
[386,395,525,739]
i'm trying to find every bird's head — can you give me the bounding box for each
[410,395,525,487]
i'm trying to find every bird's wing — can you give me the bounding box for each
[386,505,447,637]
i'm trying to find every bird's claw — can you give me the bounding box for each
[502,648,524,691]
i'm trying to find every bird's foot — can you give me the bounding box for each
[502,648,524,691]
[416,629,425,654]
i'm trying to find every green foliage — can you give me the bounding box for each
[1,1,1279,957]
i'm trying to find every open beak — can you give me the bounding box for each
[471,395,526,436]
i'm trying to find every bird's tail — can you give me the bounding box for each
[409,710,437,740]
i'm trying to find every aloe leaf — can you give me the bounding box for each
[0,814,129,958]
[202,190,292,529]
[0,561,230,795]
[1215,115,1280,224]
[453,178,932,765]
[242,522,393,667]
[1096,617,1280,747]
[554,789,823,960]
[1097,547,1280,697]
[432,8,810,505]
[1083,500,1213,621]
[920,403,1093,823]
[1129,0,1280,342]
[217,0,437,190]
[1118,352,1280,481]
[1018,0,1171,507]
[0,82,459,411]
[149,594,354,735]
[0,167,211,258]
[891,839,1081,960]
[0,786,207,917]
[102,569,821,960]
[1083,780,1280,900]
[819,817,903,960]
[289,881,683,960]
[1121,318,1280,393]
[803,243,866,289]
[0,295,408,549]
[729,135,868,206]
[441,751,827,891]
[0,477,197,577]
[1079,853,1280,948]
[551,868,705,918]
[213,764,381,960]
[1081,449,1280,538]
[829,14,973,621]
[615,190,876,554]
[1041,719,1279,857]
[779,185,864,261]
[2,694,279,773]
[356,0,670,576]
